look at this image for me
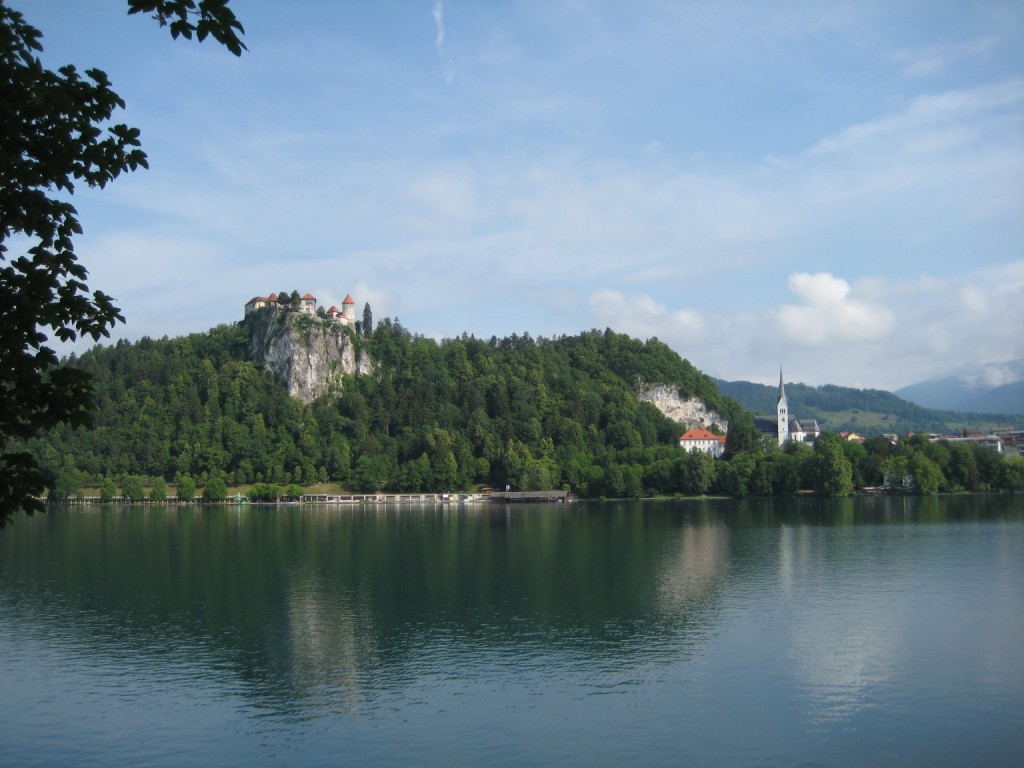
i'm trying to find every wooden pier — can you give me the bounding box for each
[55,490,570,506]
[485,491,571,503]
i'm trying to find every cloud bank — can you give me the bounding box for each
[31,1,1024,392]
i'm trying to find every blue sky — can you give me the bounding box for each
[25,0,1024,390]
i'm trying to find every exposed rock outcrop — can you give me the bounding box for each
[637,383,728,432]
[246,311,371,404]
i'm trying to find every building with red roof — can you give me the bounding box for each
[244,291,356,325]
[679,428,727,458]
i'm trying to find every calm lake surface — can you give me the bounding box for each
[2,496,1023,767]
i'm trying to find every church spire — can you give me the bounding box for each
[777,365,789,446]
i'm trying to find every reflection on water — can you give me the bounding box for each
[657,519,730,616]
[1,495,1023,767]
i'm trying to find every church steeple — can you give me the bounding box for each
[777,365,789,446]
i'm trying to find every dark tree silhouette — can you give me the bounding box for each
[0,1,244,524]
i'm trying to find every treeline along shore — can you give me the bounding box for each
[27,317,1024,502]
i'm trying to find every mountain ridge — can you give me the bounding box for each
[894,359,1024,414]
[715,377,1023,435]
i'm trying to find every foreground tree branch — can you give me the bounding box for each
[0,0,244,525]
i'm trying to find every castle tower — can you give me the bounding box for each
[777,366,789,447]
[342,294,356,324]
[300,292,317,315]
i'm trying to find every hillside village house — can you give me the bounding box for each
[755,368,821,447]
[244,292,357,325]
[679,428,727,458]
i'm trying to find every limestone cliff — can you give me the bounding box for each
[246,310,372,404]
[637,383,728,433]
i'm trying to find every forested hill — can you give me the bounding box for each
[714,378,1024,435]
[34,320,743,497]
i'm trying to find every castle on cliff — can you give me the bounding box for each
[244,292,356,325]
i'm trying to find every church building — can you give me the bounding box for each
[754,368,820,447]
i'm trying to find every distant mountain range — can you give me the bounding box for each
[715,373,1024,436]
[894,359,1024,415]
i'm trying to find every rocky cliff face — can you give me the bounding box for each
[637,383,728,432]
[247,311,372,404]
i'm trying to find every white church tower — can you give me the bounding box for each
[776,366,789,447]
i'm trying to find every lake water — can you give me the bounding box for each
[1,496,1022,767]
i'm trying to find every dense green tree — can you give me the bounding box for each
[149,476,167,501]
[644,456,674,494]
[998,456,1024,492]
[202,476,227,501]
[781,440,814,489]
[921,440,951,476]
[679,450,715,495]
[177,475,196,502]
[840,440,869,489]
[972,446,1003,490]
[748,458,774,496]
[0,0,244,524]
[99,476,117,502]
[909,453,943,495]
[248,482,281,502]
[403,453,431,491]
[362,303,373,337]
[809,433,853,497]
[353,454,389,493]
[768,452,801,495]
[46,474,77,502]
[714,453,757,497]
[724,411,762,456]
[22,310,1021,503]
[861,435,894,487]
[122,475,145,501]
[881,455,911,491]
[945,443,980,492]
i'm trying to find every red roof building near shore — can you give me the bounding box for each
[679,428,726,458]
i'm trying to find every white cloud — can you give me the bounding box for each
[777,273,894,346]
[809,80,1024,156]
[974,359,1024,388]
[433,1,454,83]
[32,1,1024,395]
[588,290,704,342]
[403,168,479,222]
[577,263,1023,392]
[898,35,1000,79]
[768,266,1023,388]
[903,56,944,78]
[433,1,445,51]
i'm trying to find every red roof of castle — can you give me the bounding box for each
[302,293,316,300]
[680,428,726,444]
[267,293,278,301]
[327,306,340,314]
[343,294,355,304]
